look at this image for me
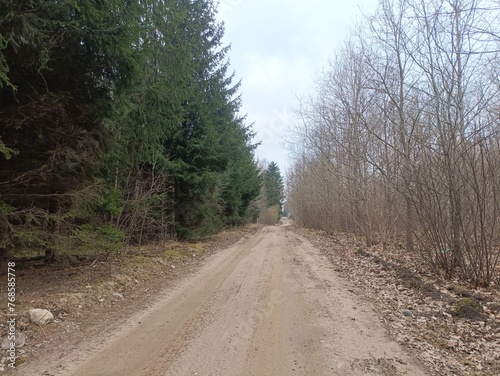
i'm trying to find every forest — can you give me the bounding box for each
[0,0,279,267]
[287,0,500,286]
[2,2,500,374]
[3,0,498,290]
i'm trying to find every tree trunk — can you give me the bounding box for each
[405,195,414,252]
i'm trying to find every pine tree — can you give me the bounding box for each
[159,0,260,237]
[0,0,142,258]
[0,0,261,262]
[264,161,285,213]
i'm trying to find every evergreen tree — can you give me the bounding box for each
[264,161,285,213]
[158,0,260,237]
[0,0,142,258]
[0,0,261,261]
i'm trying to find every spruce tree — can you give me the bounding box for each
[0,0,261,261]
[264,162,285,212]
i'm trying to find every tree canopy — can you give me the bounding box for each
[0,0,261,264]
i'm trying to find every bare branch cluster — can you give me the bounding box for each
[287,0,500,286]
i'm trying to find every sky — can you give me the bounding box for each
[216,0,379,177]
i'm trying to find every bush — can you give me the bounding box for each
[73,224,125,256]
[258,205,280,225]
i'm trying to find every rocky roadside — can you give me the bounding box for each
[0,224,262,373]
[288,225,500,376]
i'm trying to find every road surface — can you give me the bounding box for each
[58,222,428,375]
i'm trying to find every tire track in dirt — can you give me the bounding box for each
[67,229,270,376]
[280,224,429,375]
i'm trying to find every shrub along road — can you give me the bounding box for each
[17,220,429,376]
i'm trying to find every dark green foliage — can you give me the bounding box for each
[73,223,125,254]
[255,161,285,225]
[0,0,260,261]
[264,161,285,212]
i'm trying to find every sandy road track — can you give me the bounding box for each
[22,223,429,375]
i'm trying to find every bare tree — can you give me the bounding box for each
[404,0,500,283]
[357,0,422,251]
[287,0,500,285]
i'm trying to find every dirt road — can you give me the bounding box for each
[28,223,429,375]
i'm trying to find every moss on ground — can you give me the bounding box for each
[454,298,484,320]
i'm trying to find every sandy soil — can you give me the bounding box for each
[16,221,429,375]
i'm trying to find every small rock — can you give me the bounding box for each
[403,310,413,317]
[1,332,26,350]
[171,265,176,269]
[113,292,124,300]
[28,309,54,326]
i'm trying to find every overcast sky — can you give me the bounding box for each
[216,0,378,176]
